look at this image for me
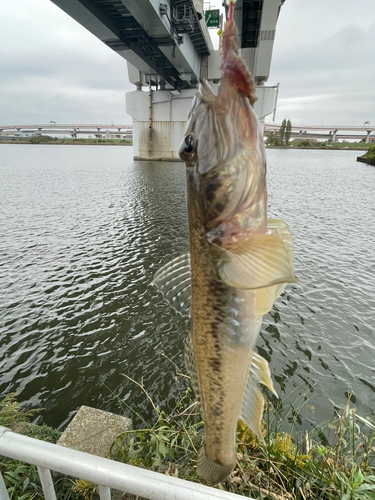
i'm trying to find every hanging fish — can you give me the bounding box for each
[152,0,299,484]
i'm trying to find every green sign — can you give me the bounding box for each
[205,9,220,28]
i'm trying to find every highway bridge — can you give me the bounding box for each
[264,123,375,142]
[3,122,373,143]
[50,0,285,159]
[0,124,132,138]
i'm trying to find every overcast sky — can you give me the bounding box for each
[0,0,374,126]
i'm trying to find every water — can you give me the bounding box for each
[0,144,374,430]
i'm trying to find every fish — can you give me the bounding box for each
[151,10,299,485]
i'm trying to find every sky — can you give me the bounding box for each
[0,0,374,126]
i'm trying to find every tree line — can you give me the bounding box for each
[266,119,292,146]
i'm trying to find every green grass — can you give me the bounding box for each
[113,375,375,500]
[358,145,375,165]
[2,385,375,499]
[0,393,80,500]
[0,136,132,146]
[267,141,370,150]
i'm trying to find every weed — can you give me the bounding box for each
[0,393,40,430]
[115,376,375,500]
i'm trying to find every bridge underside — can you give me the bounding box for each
[51,0,285,160]
[51,0,211,90]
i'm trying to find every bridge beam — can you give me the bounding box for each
[120,0,208,85]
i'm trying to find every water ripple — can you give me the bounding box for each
[0,145,374,429]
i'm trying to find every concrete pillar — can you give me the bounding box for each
[253,85,279,135]
[126,85,278,160]
[332,129,337,142]
[366,130,371,143]
[126,88,197,161]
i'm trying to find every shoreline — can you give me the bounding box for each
[0,140,132,146]
[0,140,370,151]
[266,145,369,151]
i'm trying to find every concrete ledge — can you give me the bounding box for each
[58,406,132,459]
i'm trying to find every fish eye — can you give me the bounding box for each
[179,133,196,162]
[184,134,194,153]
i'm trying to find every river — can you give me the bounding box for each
[0,144,374,430]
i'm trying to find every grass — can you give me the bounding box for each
[113,373,375,500]
[2,384,375,500]
[267,141,371,150]
[0,136,132,146]
[0,393,81,499]
[357,145,375,165]
[0,392,40,430]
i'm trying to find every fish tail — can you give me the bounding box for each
[196,447,235,484]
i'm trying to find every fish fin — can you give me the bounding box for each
[197,447,236,484]
[184,332,201,407]
[254,282,287,316]
[267,218,294,256]
[218,219,300,290]
[253,219,298,314]
[151,254,191,317]
[251,352,278,396]
[241,353,277,441]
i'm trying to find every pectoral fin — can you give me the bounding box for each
[241,353,278,441]
[254,282,287,316]
[218,219,300,290]
[151,254,191,317]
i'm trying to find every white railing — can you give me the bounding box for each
[0,426,249,500]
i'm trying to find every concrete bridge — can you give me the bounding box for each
[265,123,375,142]
[0,124,132,138]
[50,0,285,159]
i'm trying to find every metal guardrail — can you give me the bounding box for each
[0,426,249,500]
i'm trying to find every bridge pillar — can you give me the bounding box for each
[366,130,371,143]
[126,88,197,161]
[332,129,338,142]
[126,84,277,160]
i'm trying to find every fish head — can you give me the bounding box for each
[179,19,267,248]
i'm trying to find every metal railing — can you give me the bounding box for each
[0,426,249,500]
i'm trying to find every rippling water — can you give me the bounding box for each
[0,144,374,429]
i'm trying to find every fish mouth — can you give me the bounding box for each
[220,19,257,106]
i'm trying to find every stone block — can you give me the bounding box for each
[57,406,132,459]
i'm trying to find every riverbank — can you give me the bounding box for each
[0,137,132,146]
[1,138,370,151]
[357,145,375,166]
[266,142,369,151]
[1,390,374,499]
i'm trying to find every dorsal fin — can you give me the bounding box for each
[151,254,191,317]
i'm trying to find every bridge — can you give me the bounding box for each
[0,124,132,138]
[264,123,375,143]
[50,0,285,160]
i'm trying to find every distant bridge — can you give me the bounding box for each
[265,123,375,142]
[0,124,132,138]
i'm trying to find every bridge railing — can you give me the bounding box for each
[0,426,247,500]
